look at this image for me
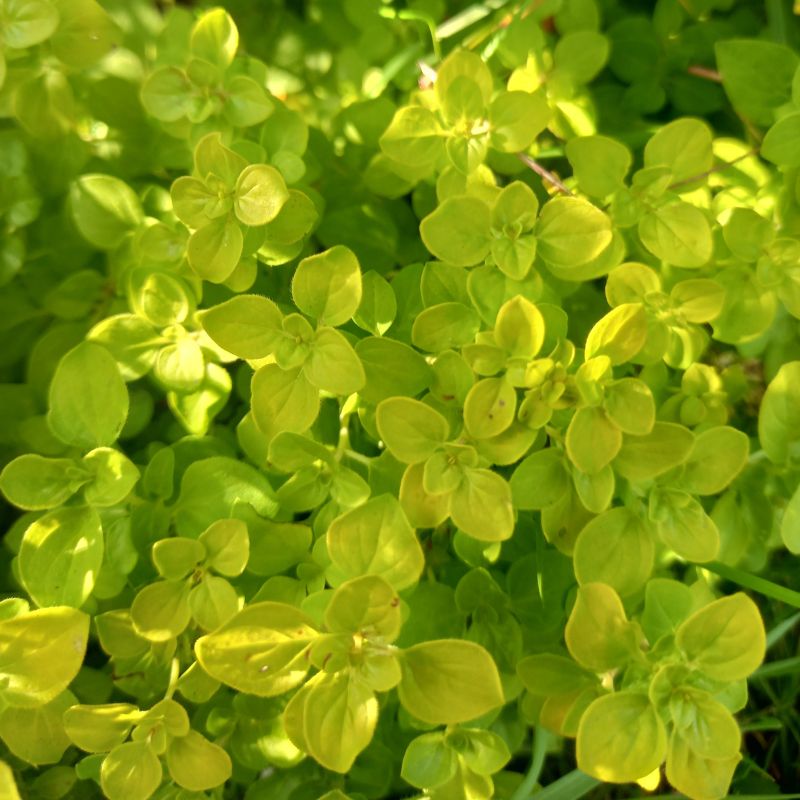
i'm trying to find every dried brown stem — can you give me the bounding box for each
[687,65,722,82]
[668,148,759,190]
[517,153,573,196]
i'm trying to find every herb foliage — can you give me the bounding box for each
[1,1,800,799]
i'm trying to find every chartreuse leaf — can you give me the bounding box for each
[356,337,432,404]
[494,296,545,358]
[638,203,712,268]
[565,583,640,671]
[566,135,631,198]
[782,484,800,554]
[19,506,104,608]
[761,113,800,167]
[577,693,667,783]
[130,580,191,642]
[603,379,655,435]
[187,215,243,282]
[170,176,215,228]
[402,732,458,789]
[304,327,365,395]
[195,602,318,696]
[566,407,622,475]
[47,342,129,450]
[224,73,273,127]
[573,507,654,597]
[166,730,232,791]
[0,454,83,510]
[190,7,238,69]
[651,488,720,563]
[758,361,800,463]
[641,579,694,644]
[400,462,452,529]
[0,607,89,707]
[189,574,239,631]
[298,671,378,773]
[644,118,712,184]
[376,397,449,464]
[379,106,443,167]
[398,640,504,724]
[675,593,766,681]
[613,422,695,482]
[325,575,400,639]
[670,279,725,323]
[412,302,480,352]
[456,728,511,775]
[141,67,194,121]
[326,494,424,591]
[436,49,493,109]
[194,132,247,185]
[2,0,59,49]
[353,271,396,336]
[585,304,647,365]
[715,39,798,125]
[536,197,612,270]
[100,740,162,800]
[199,518,249,577]
[200,294,283,359]
[50,0,116,69]
[490,183,539,279]
[69,174,143,250]
[510,449,570,510]
[234,164,289,226]
[679,427,749,495]
[64,703,142,753]
[463,377,516,439]
[251,365,319,441]
[82,447,140,507]
[450,468,515,541]
[666,730,740,800]
[0,762,20,800]
[489,90,550,152]
[0,690,74,765]
[420,196,492,267]
[669,690,740,760]
[292,245,362,326]
[517,653,597,697]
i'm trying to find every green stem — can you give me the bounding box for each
[528,769,600,800]
[344,448,373,467]
[380,7,441,60]
[509,727,551,800]
[701,561,800,609]
[164,657,180,700]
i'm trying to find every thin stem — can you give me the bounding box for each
[344,448,373,467]
[517,153,573,196]
[164,657,180,700]
[380,7,441,61]
[525,769,600,800]
[510,727,551,800]
[700,561,800,609]
[687,65,722,82]
[667,148,759,190]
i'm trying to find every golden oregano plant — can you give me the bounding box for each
[0,1,799,799]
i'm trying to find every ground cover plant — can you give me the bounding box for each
[1,0,800,798]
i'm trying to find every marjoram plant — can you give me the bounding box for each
[0,1,799,800]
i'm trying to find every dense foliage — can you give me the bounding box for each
[1,1,800,799]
